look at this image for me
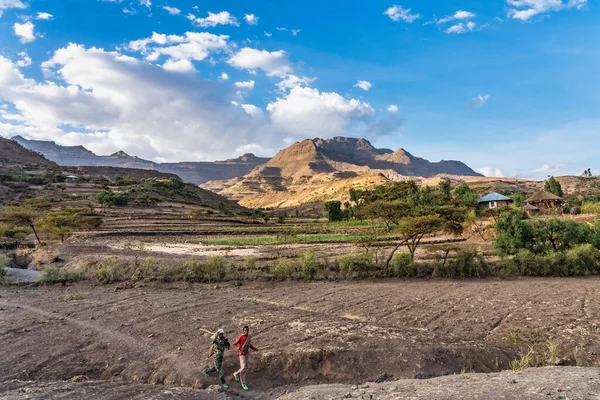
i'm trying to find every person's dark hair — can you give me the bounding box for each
[243,326,249,330]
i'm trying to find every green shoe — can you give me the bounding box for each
[222,384,229,390]
[242,384,249,391]
[202,370,209,377]
[233,374,239,382]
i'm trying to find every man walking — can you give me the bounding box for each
[202,328,230,389]
[232,326,258,391]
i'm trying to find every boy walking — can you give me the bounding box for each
[232,326,258,391]
[202,328,230,389]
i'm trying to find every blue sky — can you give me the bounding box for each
[0,0,597,179]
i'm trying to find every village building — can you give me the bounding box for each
[523,203,541,216]
[524,190,563,210]
[477,192,513,210]
[65,175,79,182]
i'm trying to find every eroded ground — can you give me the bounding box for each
[2,278,600,398]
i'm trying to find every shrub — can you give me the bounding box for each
[299,249,319,280]
[565,244,599,276]
[435,249,491,278]
[0,254,8,283]
[271,258,295,280]
[131,257,157,281]
[514,249,548,276]
[495,257,519,278]
[158,265,184,282]
[337,252,374,279]
[581,202,600,215]
[389,252,415,277]
[244,257,257,269]
[205,256,228,282]
[40,266,84,285]
[96,257,123,283]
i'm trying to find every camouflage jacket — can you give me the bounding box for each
[211,336,230,360]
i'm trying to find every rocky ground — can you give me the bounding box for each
[2,278,600,398]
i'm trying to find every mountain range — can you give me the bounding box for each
[11,136,268,185]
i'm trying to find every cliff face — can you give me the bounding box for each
[11,136,268,185]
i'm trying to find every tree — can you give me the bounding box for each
[361,200,410,232]
[544,176,564,197]
[396,214,445,260]
[325,201,343,222]
[37,208,102,243]
[453,183,478,207]
[438,180,452,200]
[96,190,115,211]
[277,212,287,224]
[493,212,534,256]
[1,206,42,245]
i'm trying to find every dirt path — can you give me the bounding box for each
[2,278,600,395]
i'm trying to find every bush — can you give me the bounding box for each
[40,266,84,285]
[299,249,319,280]
[158,265,184,282]
[131,257,156,281]
[205,256,228,282]
[514,249,549,276]
[581,202,600,215]
[337,252,374,279]
[0,254,8,283]
[435,249,491,278]
[565,244,599,276]
[182,256,228,283]
[271,258,295,280]
[389,252,415,277]
[96,257,123,283]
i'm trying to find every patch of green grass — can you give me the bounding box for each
[40,266,84,285]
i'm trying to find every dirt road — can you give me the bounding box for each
[2,278,600,397]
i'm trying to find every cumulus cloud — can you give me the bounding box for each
[227,47,292,78]
[235,80,255,90]
[219,72,229,81]
[387,105,399,113]
[139,0,151,8]
[244,14,258,25]
[162,58,194,72]
[162,5,180,15]
[384,5,421,23]
[476,167,505,177]
[35,12,53,20]
[354,80,372,91]
[277,74,316,91]
[0,0,26,18]
[266,86,374,137]
[264,31,272,37]
[15,51,31,67]
[187,11,239,28]
[445,21,476,34]
[128,31,229,71]
[13,21,35,43]
[437,10,476,24]
[507,0,587,21]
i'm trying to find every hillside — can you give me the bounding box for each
[202,137,481,208]
[12,136,268,185]
[0,137,55,166]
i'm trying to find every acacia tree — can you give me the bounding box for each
[1,206,42,245]
[361,200,410,232]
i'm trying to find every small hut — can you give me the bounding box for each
[525,190,563,210]
[65,175,79,182]
[478,192,513,210]
[523,203,540,216]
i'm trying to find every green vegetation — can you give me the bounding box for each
[40,266,84,285]
[96,257,124,283]
[0,254,9,283]
[325,201,343,222]
[544,176,564,198]
[299,249,318,280]
[271,257,295,280]
[192,233,401,246]
[337,252,375,279]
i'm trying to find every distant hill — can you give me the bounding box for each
[11,136,268,185]
[202,137,482,208]
[0,137,55,167]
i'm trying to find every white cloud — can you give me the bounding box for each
[187,11,239,28]
[264,31,272,37]
[0,0,26,18]
[266,86,374,137]
[219,72,229,81]
[162,58,194,73]
[276,27,287,31]
[13,21,35,43]
[384,5,421,23]
[291,29,300,36]
[445,21,476,34]
[437,10,476,24]
[277,74,316,91]
[387,105,399,113]
[354,80,372,91]
[227,47,292,78]
[235,80,255,90]
[507,0,587,21]
[244,13,258,25]
[15,51,31,67]
[469,94,490,109]
[139,0,151,8]
[476,167,505,177]
[35,12,53,20]
[162,5,180,15]
[129,31,229,70]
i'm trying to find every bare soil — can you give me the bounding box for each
[2,278,600,397]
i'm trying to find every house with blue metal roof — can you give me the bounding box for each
[478,192,513,210]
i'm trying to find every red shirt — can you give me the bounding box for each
[233,334,257,356]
